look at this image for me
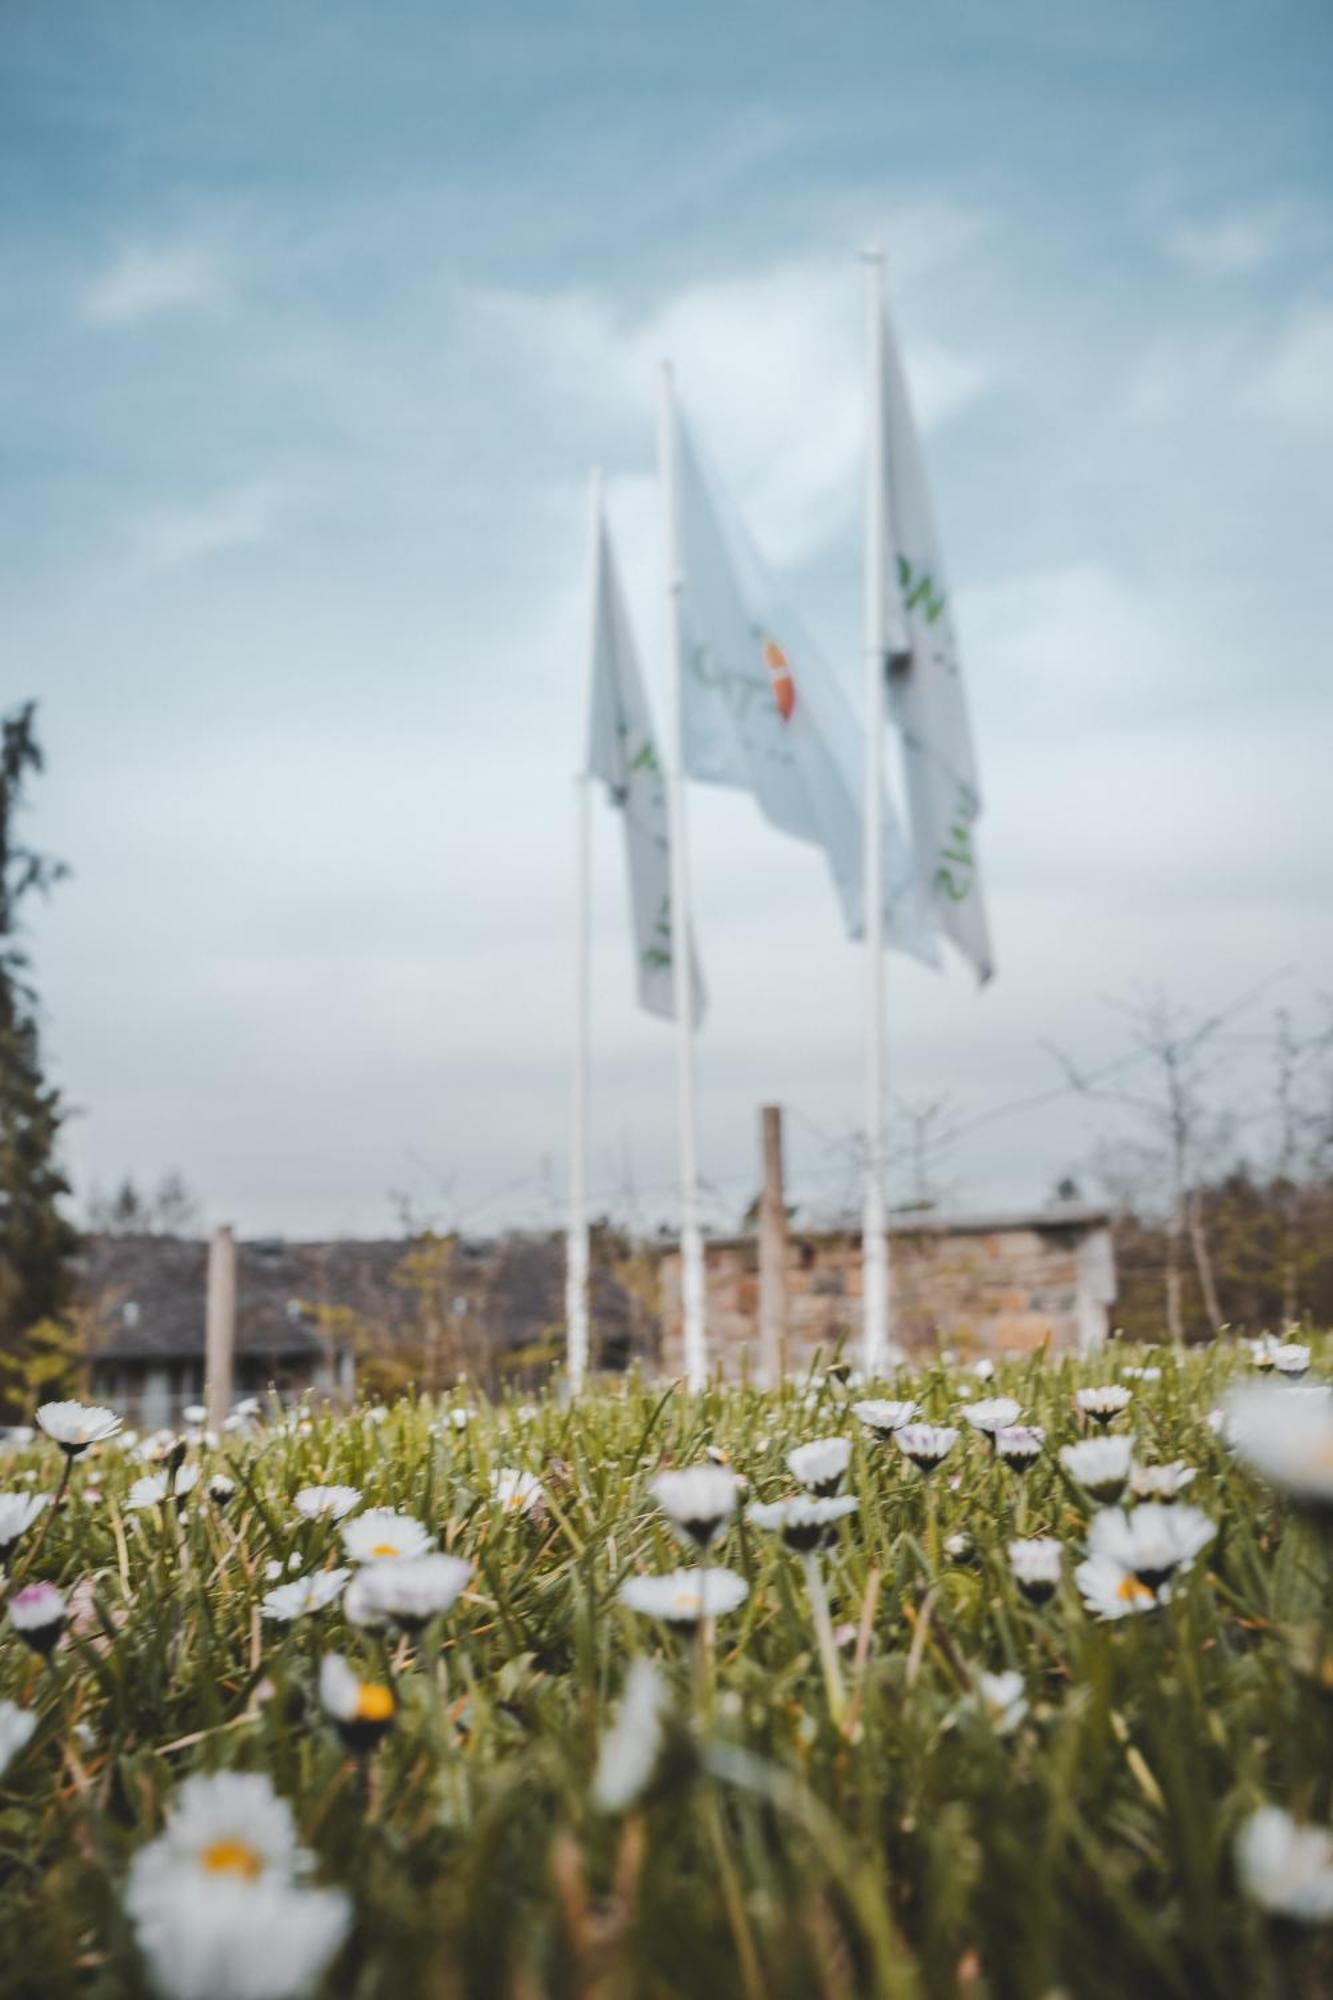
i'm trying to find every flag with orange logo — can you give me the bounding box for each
[672,404,936,964]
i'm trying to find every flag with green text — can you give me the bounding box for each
[878,304,994,982]
[586,513,705,1024]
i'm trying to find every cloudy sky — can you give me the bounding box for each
[5,0,1332,1240]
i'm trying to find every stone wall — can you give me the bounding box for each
[658,1208,1116,1381]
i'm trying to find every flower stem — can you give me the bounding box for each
[802,1552,846,1728]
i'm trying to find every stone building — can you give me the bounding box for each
[658,1205,1117,1380]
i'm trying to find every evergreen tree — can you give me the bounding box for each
[0,703,77,1412]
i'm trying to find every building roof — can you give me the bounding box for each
[79,1235,408,1363]
[690,1202,1113,1254]
[78,1230,650,1372]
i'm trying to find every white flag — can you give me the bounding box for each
[586,511,705,1024]
[672,404,936,965]
[879,307,994,982]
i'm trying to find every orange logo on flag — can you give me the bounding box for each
[763,638,795,722]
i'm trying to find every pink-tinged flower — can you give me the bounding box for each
[9,1581,66,1654]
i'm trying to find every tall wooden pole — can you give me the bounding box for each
[757,1104,788,1385]
[205,1226,237,1431]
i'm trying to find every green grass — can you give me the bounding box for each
[1,1343,1331,1999]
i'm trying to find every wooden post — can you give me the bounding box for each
[758,1105,789,1385]
[205,1226,237,1431]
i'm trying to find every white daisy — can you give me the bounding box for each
[851,1399,917,1438]
[1122,1366,1162,1382]
[1235,1807,1333,1923]
[994,1425,1045,1470]
[207,1475,237,1507]
[127,1466,199,1512]
[36,1400,122,1454]
[972,1358,997,1382]
[649,1466,738,1549]
[1008,1538,1063,1602]
[293,1486,362,1522]
[8,1580,66,1653]
[1087,1504,1216,1591]
[786,1437,852,1497]
[1059,1435,1134,1503]
[1273,1343,1312,1379]
[318,1654,395,1749]
[125,1770,351,2000]
[895,1424,960,1471]
[343,1553,471,1629]
[618,1567,749,1627]
[593,1658,671,1812]
[1128,1461,1197,1503]
[182,1404,208,1427]
[944,1531,974,1561]
[340,1509,434,1564]
[1226,1384,1333,1508]
[960,1398,1022,1438]
[748,1495,858,1553]
[0,1701,36,1777]
[1075,1385,1133,1425]
[490,1469,544,1515]
[448,1408,472,1429]
[260,1569,352,1623]
[1074,1551,1162,1620]
[973,1669,1028,1734]
[0,1492,48,1549]
[364,1406,389,1426]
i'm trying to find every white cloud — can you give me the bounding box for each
[79,243,230,327]
[1161,210,1287,278]
[127,483,284,573]
[1246,305,1333,433]
[463,246,990,568]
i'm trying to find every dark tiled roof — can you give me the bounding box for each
[78,1235,409,1363]
[77,1231,650,1370]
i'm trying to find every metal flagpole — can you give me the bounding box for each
[656,363,708,1391]
[565,469,601,1395]
[861,249,891,1378]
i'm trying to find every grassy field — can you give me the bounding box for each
[0,1343,1330,1999]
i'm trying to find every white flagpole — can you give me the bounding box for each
[565,469,601,1395]
[861,249,891,1378]
[656,363,708,1391]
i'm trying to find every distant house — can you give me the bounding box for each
[80,1235,377,1427]
[78,1229,655,1421]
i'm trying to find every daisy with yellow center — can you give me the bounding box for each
[125,1771,351,2000]
[340,1508,434,1565]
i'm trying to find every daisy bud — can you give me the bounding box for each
[960,1399,1022,1444]
[319,1654,395,1752]
[1059,1435,1133,1504]
[748,1495,858,1554]
[785,1437,852,1497]
[1075,1385,1133,1426]
[649,1466,738,1550]
[895,1424,960,1472]
[994,1426,1045,1472]
[1008,1537,1063,1604]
